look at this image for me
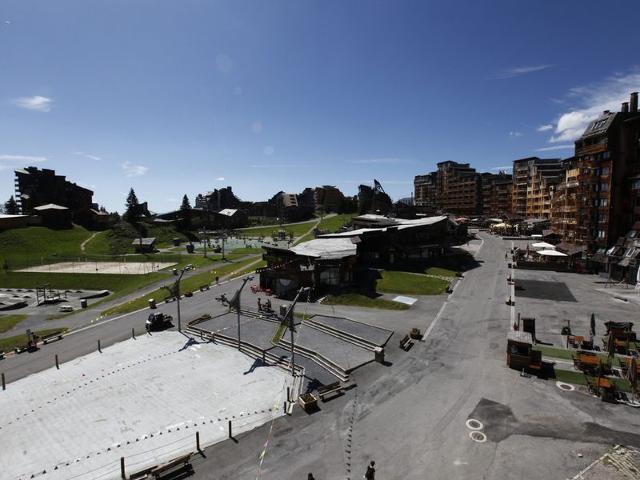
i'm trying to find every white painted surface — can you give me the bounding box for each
[17,261,176,275]
[0,332,291,480]
[392,295,417,306]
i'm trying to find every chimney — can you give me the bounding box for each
[630,92,638,113]
[621,102,629,113]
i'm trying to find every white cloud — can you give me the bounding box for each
[491,64,553,80]
[537,124,553,132]
[121,161,149,177]
[509,131,523,137]
[216,176,225,181]
[216,54,233,74]
[74,151,102,161]
[263,145,275,156]
[0,154,47,170]
[548,70,640,143]
[535,145,574,152]
[13,95,53,112]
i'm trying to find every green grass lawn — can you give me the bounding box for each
[534,345,622,367]
[377,271,449,295]
[316,214,355,233]
[229,247,263,255]
[553,369,588,385]
[424,267,458,277]
[0,226,92,268]
[322,293,410,310]
[0,314,27,333]
[553,368,632,393]
[237,219,317,239]
[0,327,68,353]
[100,256,261,317]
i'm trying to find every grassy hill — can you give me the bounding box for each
[0,226,92,269]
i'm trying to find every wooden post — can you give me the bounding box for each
[196,431,200,451]
[55,354,59,370]
[228,420,232,439]
[98,340,102,353]
[1,372,5,391]
[120,457,126,479]
[287,386,290,402]
[132,328,135,340]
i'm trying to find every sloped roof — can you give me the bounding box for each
[218,209,238,217]
[33,204,69,211]
[290,237,357,260]
[132,237,156,245]
[321,215,449,237]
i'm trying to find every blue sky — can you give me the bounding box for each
[1,0,638,213]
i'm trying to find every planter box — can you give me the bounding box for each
[298,393,318,413]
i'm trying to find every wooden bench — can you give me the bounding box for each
[149,453,193,479]
[399,334,414,351]
[317,381,343,401]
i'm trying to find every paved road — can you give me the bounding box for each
[187,232,640,480]
[4,232,640,479]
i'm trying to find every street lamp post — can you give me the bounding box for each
[173,264,193,332]
[228,275,254,348]
[283,286,311,377]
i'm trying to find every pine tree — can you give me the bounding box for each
[4,196,19,215]
[124,188,141,223]
[179,194,192,229]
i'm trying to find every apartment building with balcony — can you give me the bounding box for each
[550,159,580,242]
[571,92,640,251]
[436,161,480,216]
[414,172,438,213]
[511,157,562,219]
[480,172,512,217]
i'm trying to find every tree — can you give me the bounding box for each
[179,194,192,229]
[124,188,142,224]
[4,196,19,215]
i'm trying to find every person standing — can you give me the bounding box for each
[307,474,315,480]
[365,460,375,479]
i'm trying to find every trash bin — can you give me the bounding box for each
[80,299,88,309]
[148,298,156,309]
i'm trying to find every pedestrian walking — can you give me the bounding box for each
[307,474,315,480]
[364,460,375,479]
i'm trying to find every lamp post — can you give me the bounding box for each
[283,286,311,377]
[228,275,254,348]
[172,264,193,332]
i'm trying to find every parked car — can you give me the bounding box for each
[145,312,173,332]
[59,305,74,312]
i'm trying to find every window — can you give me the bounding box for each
[602,151,610,159]
[598,230,606,239]
[601,198,608,207]
[600,167,609,175]
[599,183,608,192]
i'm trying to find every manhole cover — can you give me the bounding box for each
[469,431,487,443]
[556,382,575,392]
[465,419,483,430]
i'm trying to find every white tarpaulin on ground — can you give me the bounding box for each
[392,295,418,305]
[536,249,568,257]
[531,242,556,250]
